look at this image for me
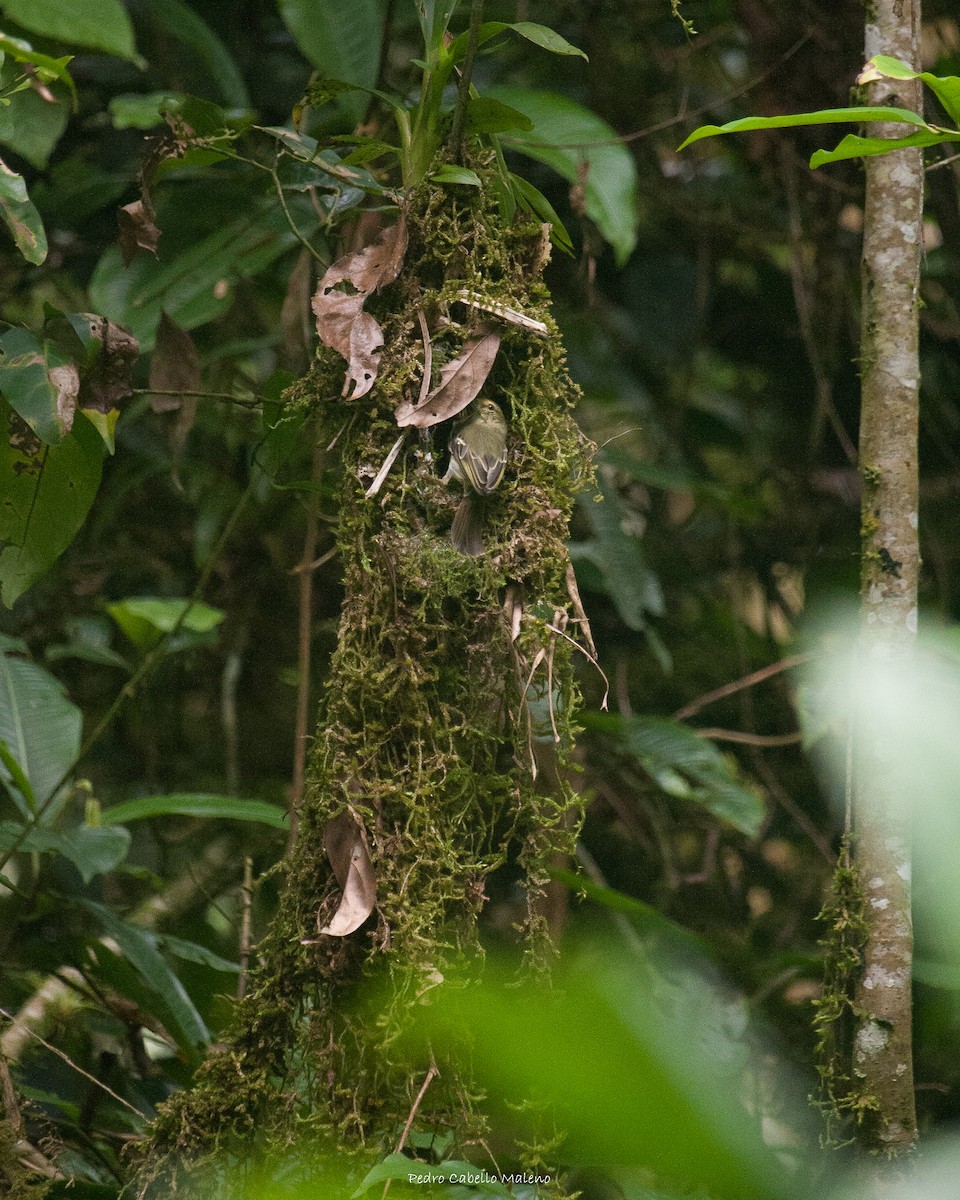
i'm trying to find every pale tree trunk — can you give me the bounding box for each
[854,0,922,1156]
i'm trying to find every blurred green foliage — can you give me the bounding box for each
[3,0,960,1196]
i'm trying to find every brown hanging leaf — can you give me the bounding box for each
[78,318,139,413]
[394,328,501,429]
[319,810,377,937]
[148,313,200,413]
[118,196,160,266]
[343,311,384,400]
[312,217,408,398]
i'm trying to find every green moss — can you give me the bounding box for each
[136,157,591,1196]
[811,839,879,1147]
[0,1121,51,1200]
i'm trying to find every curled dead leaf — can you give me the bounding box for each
[319,809,377,937]
[118,197,160,266]
[79,318,139,413]
[312,217,408,400]
[394,328,501,429]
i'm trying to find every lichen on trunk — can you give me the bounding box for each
[136,165,591,1194]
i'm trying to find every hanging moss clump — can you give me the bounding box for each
[137,160,593,1196]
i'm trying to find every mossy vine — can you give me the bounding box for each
[136,161,592,1195]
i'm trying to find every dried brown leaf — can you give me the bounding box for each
[148,313,200,413]
[118,198,160,266]
[48,364,79,436]
[320,810,376,937]
[343,311,384,400]
[79,318,139,413]
[394,328,501,429]
[312,218,408,398]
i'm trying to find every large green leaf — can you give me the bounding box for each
[0,648,81,807]
[862,55,960,127]
[676,104,933,151]
[148,0,249,108]
[489,85,640,266]
[810,128,960,168]
[586,713,765,837]
[0,158,46,264]
[0,0,137,60]
[0,399,104,608]
[88,196,320,348]
[102,792,288,829]
[0,820,130,882]
[0,62,69,170]
[278,0,383,122]
[80,900,211,1061]
[106,597,225,651]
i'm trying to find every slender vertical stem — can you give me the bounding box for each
[448,0,484,161]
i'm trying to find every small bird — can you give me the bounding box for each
[444,398,508,555]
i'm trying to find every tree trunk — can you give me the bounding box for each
[854,0,922,1154]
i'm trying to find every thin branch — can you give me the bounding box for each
[289,435,325,849]
[382,1061,439,1199]
[448,0,484,160]
[672,652,812,720]
[130,388,261,408]
[695,727,803,747]
[271,163,327,263]
[237,856,254,1001]
[0,1006,147,1120]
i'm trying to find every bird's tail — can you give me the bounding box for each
[451,494,485,556]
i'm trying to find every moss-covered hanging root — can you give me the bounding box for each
[136,161,592,1196]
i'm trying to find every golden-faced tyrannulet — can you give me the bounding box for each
[443,398,508,555]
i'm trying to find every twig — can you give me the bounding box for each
[237,856,253,1001]
[289,436,325,849]
[364,433,407,499]
[221,648,243,793]
[0,1006,146,1120]
[288,546,337,574]
[382,1061,439,1199]
[271,162,326,263]
[695,727,803,747]
[447,0,484,160]
[131,387,261,408]
[672,652,812,721]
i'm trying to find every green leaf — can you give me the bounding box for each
[0,156,46,263]
[863,54,960,128]
[571,479,663,630]
[0,0,138,60]
[466,96,534,135]
[0,64,68,170]
[415,0,458,55]
[154,933,241,974]
[148,0,249,109]
[352,1154,514,1197]
[79,899,210,1059]
[0,820,130,882]
[279,0,383,123]
[0,400,104,607]
[429,164,482,186]
[0,34,76,107]
[677,104,934,151]
[0,327,72,443]
[586,713,765,836]
[101,792,288,829]
[106,597,225,651]
[490,85,640,266]
[457,20,587,61]
[508,170,574,255]
[0,648,81,807]
[0,737,34,815]
[810,128,960,168]
[108,92,176,130]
